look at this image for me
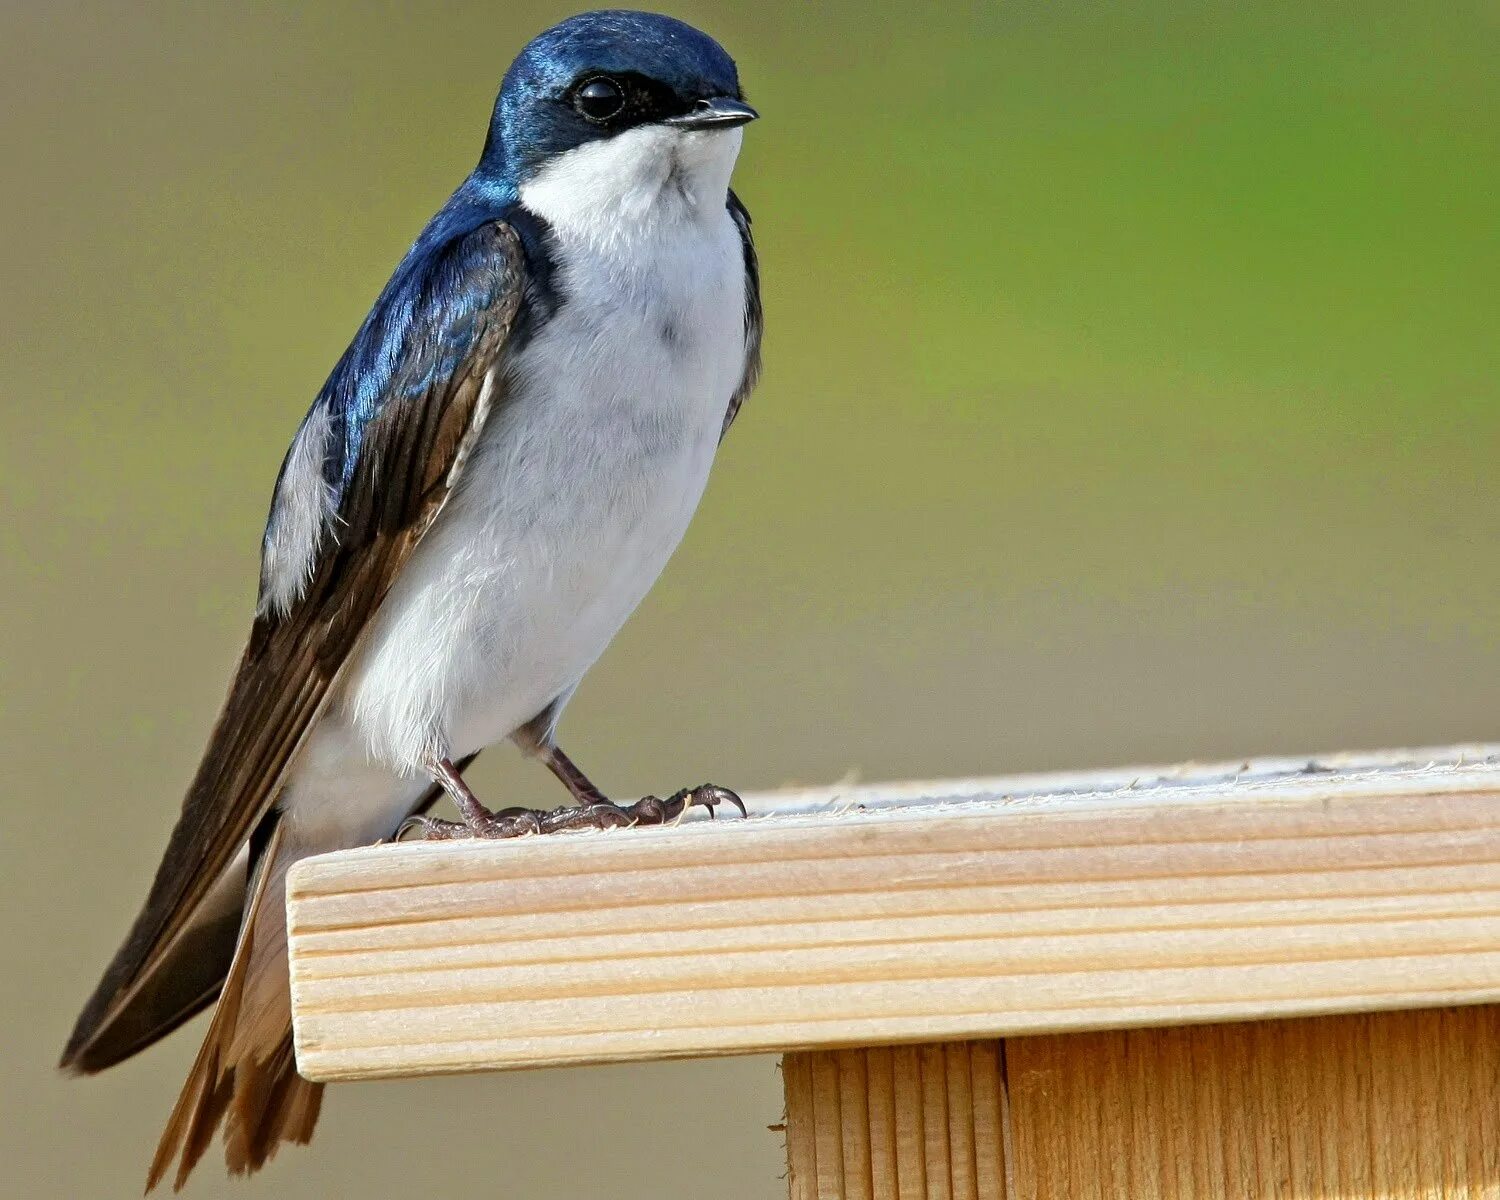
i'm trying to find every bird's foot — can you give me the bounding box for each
[610,783,748,826]
[399,806,550,840]
[399,784,746,841]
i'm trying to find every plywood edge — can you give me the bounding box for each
[287,746,1500,1082]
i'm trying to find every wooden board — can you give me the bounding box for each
[785,1008,1500,1199]
[285,746,1500,1082]
[785,1042,1010,1200]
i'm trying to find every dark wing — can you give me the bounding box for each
[62,219,528,1072]
[721,189,762,439]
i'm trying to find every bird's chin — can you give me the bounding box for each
[667,125,743,206]
[521,125,742,233]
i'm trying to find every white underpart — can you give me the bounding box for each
[282,123,749,844]
[258,402,336,617]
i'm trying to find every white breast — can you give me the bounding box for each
[326,126,749,775]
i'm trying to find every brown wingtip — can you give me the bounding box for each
[60,1025,150,1077]
[64,871,244,1081]
[59,1027,131,1076]
[60,1006,107,1076]
[58,1049,89,1077]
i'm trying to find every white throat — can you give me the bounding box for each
[518,125,743,242]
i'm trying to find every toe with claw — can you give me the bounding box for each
[653,783,747,823]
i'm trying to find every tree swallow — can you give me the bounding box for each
[61,10,761,1189]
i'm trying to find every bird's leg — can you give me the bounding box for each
[400,756,547,840]
[539,744,610,805]
[429,756,498,827]
[400,745,747,841]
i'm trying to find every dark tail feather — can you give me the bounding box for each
[147,1038,323,1193]
[107,766,462,1190]
[146,819,324,1193]
[226,1038,324,1175]
[146,934,242,1191]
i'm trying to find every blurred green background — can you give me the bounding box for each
[3,2,1497,1196]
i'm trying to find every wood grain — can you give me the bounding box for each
[1005,1007,1500,1198]
[785,1043,1008,1200]
[790,1010,1500,1199]
[285,746,1500,1082]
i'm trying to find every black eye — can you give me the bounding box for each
[574,77,625,122]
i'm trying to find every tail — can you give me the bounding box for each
[147,817,324,1192]
[69,765,464,1190]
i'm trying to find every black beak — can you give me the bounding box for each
[665,97,759,131]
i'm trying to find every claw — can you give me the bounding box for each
[703,784,747,819]
[395,816,425,841]
[658,784,747,822]
[397,814,471,841]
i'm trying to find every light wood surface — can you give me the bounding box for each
[285,745,1500,1083]
[785,1042,1009,1200]
[786,1008,1500,1199]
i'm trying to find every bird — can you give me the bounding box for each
[60,10,762,1190]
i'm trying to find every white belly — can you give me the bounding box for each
[321,197,747,776]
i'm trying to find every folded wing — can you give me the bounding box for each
[62,218,529,1073]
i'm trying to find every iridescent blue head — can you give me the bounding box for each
[479,10,755,186]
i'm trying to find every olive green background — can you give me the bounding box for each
[2,2,1496,1196]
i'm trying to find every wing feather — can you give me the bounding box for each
[721,189,762,438]
[63,219,527,1071]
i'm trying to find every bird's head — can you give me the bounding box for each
[479,10,756,233]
